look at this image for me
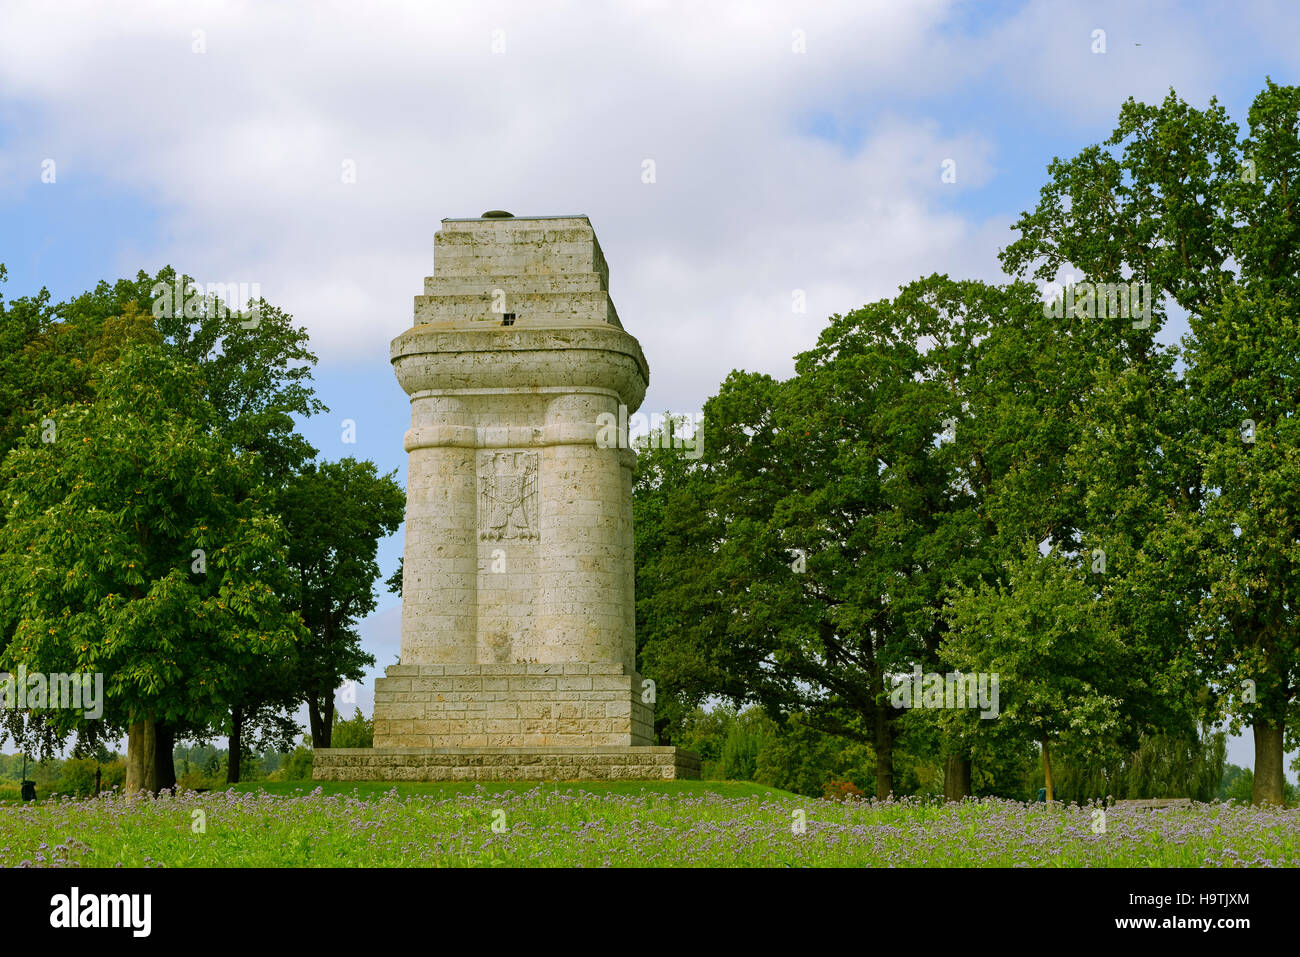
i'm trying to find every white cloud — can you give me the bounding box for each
[0,1,985,396]
[3,0,1291,420]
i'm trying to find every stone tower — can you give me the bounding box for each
[314,212,699,781]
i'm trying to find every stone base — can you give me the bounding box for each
[312,746,701,781]
[372,663,654,748]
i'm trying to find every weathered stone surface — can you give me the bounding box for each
[354,213,696,781]
[314,746,702,782]
[391,217,645,671]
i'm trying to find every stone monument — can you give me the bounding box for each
[314,212,700,781]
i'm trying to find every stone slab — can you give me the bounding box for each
[372,662,654,748]
[313,746,702,782]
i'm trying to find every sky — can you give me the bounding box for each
[1,0,1297,778]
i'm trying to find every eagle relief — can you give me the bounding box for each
[478,450,540,541]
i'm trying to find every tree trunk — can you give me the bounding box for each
[154,722,176,792]
[1252,719,1285,806]
[1042,738,1054,804]
[873,707,894,800]
[943,754,972,802]
[125,718,158,794]
[227,707,243,784]
[308,697,332,749]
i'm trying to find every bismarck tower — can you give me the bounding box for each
[314,212,700,781]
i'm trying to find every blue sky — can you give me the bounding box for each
[2,0,1297,778]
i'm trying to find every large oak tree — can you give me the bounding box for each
[1000,79,1300,804]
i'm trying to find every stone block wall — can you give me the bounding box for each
[314,746,701,782]
[391,216,648,674]
[417,216,620,327]
[372,662,654,749]
[353,213,698,782]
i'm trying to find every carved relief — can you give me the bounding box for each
[478,450,540,540]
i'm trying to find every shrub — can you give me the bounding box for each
[718,709,774,781]
[56,757,99,796]
[331,708,373,749]
[822,777,866,802]
[268,745,313,781]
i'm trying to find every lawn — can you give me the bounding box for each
[2,782,1297,867]
[225,779,782,800]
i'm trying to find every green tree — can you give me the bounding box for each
[385,557,404,597]
[223,693,300,784]
[1219,763,1253,802]
[0,269,160,466]
[144,270,325,480]
[634,419,722,744]
[0,267,326,784]
[1184,286,1300,806]
[0,268,57,463]
[754,711,877,797]
[672,705,737,776]
[0,345,306,792]
[83,269,327,783]
[1000,79,1300,804]
[640,293,957,798]
[283,742,314,781]
[277,458,405,748]
[1046,729,1225,802]
[717,707,775,781]
[46,267,325,477]
[943,543,1129,803]
[890,275,1127,797]
[56,756,99,797]
[330,707,374,748]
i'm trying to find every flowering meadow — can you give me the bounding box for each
[2,782,1296,868]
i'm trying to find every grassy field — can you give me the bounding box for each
[225,779,781,800]
[2,781,1297,867]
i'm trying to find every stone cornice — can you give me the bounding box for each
[391,324,649,406]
